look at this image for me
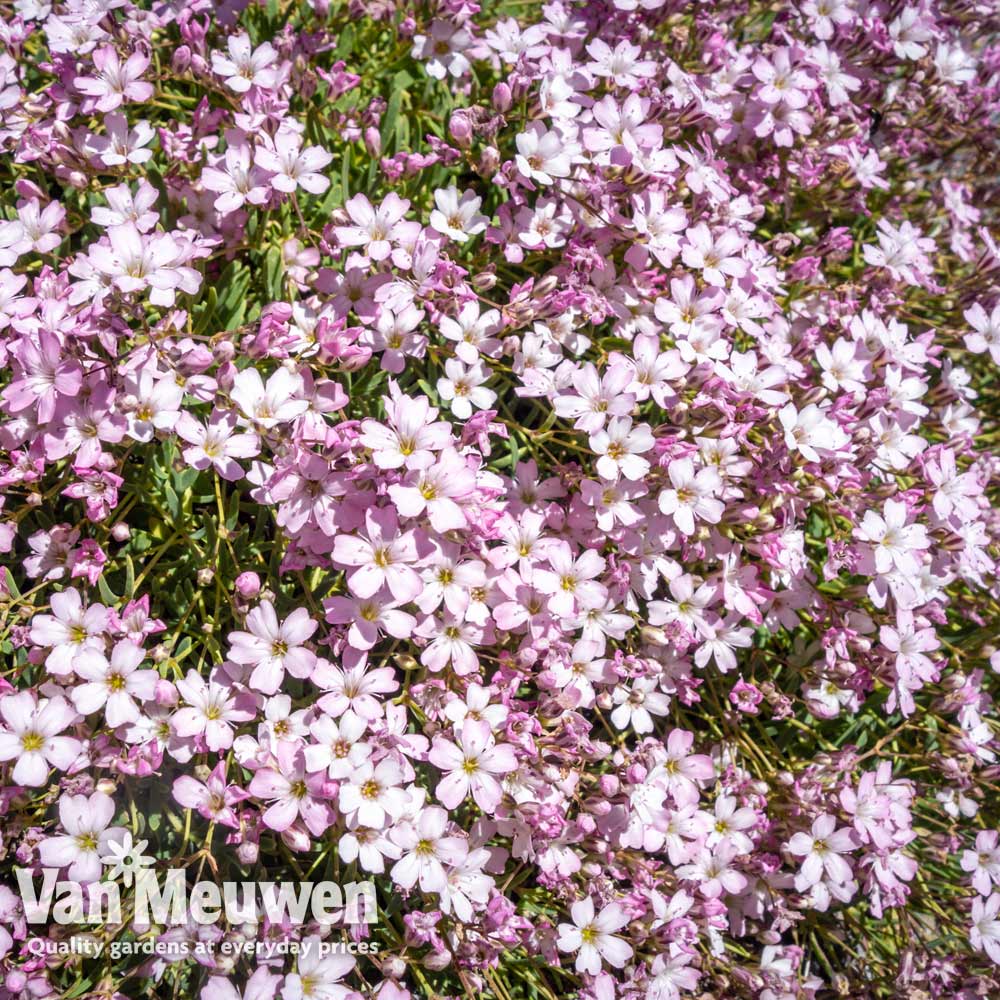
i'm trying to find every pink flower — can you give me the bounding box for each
[230,368,308,428]
[0,693,81,787]
[331,508,422,602]
[429,719,518,812]
[322,593,416,652]
[2,330,83,424]
[173,671,254,752]
[337,757,409,827]
[248,743,332,836]
[854,499,929,576]
[556,897,633,974]
[281,936,354,1000]
[314,662,398,720]
[676,840,748,899]
[71,640,158,727]
[971,894,1000,965]
[176,410,260,482]
[227,600,317,695]
[75,46,154,112]
[590,417,655,481]
[387,449,477,532]
[360,390,452,470]
[256,128,332,195]
[29,588,107,676]
[173,761,249,829]
[38,791,126,882]
[787,814,856,889]
[303,711,371,779]
[681,224,747,286]
[202,968,282,1000]
[202,140,270,213]
[658,458,723,535]
[390,806,467,892]
[334,193,411,261]
[211,33,278,93]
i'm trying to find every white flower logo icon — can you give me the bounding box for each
[100,832,154,887]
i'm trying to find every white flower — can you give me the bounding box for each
[429,187,488,243]
[211,33,278,93]
[515,122,580,185]
[556,897,634,974]
[436,359,496,419]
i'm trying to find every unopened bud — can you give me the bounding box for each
[478,146,500,175]
[236,840,258,865]
[533,274,559,298]
[381,957,407,979]
[235,572,260,599]
[641,625,668,646]
[492,82,512,112]
[448,111,473,148]
[363,126,381,158]
[213,341,236,365]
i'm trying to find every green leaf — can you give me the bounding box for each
[334,25,355,59]
[97,575,117,605]
[216,262,252,331]
[193,285,218,335]
[264,244,285,302]
[227,489,241,530]
[164,482,181,521]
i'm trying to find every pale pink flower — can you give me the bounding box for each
[227,600,317,695]
[176,410,260,481]
[0,693,81,787]
[335,193,410,261]
[38,791,126,882]
[390,806,467,892]
[211,33,278,93]
[332,508,421,602]
[29,588,107,676]
[173,761,249,829]
[256,128,332,195]
[429,719,518,812]
[75,46,153,112]
[71,641,157,727]
[556,897,634,974]
[281,936,354,1000]
[787,814,856,888]
[248,743,331,835]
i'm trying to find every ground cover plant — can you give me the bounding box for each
[0,0,999,997]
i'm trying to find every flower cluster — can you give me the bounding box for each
[0,0,999,998]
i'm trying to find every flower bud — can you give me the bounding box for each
[155,679,178,705]
[236,840,259,865]
[235,572,261,599]
[448,111,473,148]
[423,949,452,971]
[492,82,512,112]
[479,146,500,175]
[381,957,407,979]
[364,126,381,158]
[213,341,236,365]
